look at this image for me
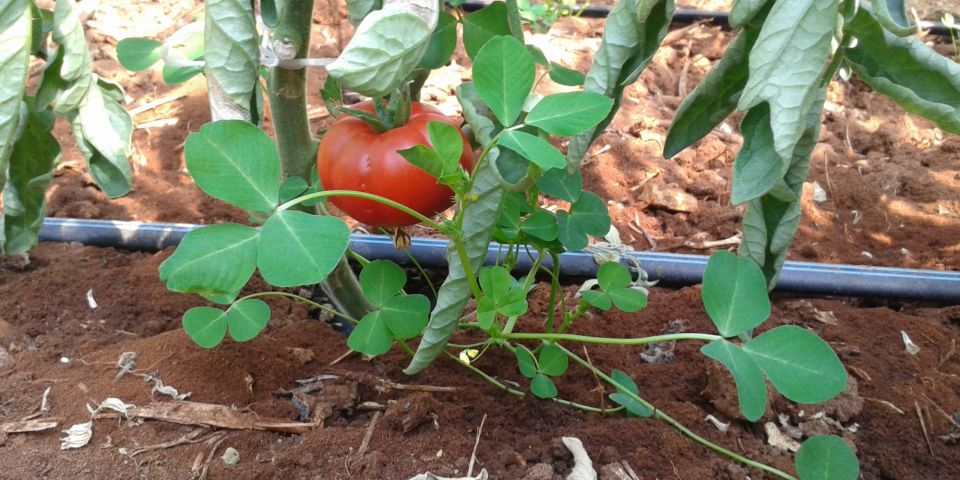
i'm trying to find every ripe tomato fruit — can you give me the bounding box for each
[317,101,474,227]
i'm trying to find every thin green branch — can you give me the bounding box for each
[237,291,359,325]
[502,332,722,345]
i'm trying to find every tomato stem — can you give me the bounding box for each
[278,189,445,231]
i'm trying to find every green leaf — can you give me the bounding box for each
[582,290,613,311]
[70,84,133,198]
[0,1,32,191]
[477,266,529,326]
[731,104,785,205]
[701,339,767,421]
[742,325,848,404]
[279,176,308,202]
[521,210,558,241]
[116,38,162,71]
[184,120,281,211]
[537,168,582,202]
[567,0,675,166]
[418,10,457,69]
[226,299,270,342]
[182,307,229,348]
[205,0,259,111]
[701,251,771,337]
[530,373,558,399]
[160,27,204,85]
[497,130,565,170]
[597,261,630,290]
[52,0,91,82]
[737,0,838,160]
[869,0,913,36]
[327,8,432,97]
[462,1,511,60]
[257,210,350,287]
[608,288,648,312]
[548,63,585,86]
[738,89,824,287]
[729,0,769,28]
[844,8,960,135]
[526,44,548,65]
[608,369,652,417]
[159,223,259,303]
[538,344,568,376]
[404,158,505,374]
[428,121,464,169]
[345,0,382,26]
[457,82,500,145]
[795,435,860,480]
[663,29,756,158]
[525,92,614,136]
[260,0,278,26]
[360,259,407,306]
[348,311,394,356]
[399,144,445,179]
[556,191,610,251]
[515,345,537,378]
[3,100,59,255]
[473,35,534,127]
[381,294,430,340]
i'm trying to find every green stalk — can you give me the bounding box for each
[268,0,373,321]
[502,332,722,345]
[559,344,797,480]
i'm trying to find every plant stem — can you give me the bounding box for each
[237,291,359,325]
[278,190,445,231]
[266,0,375,323]
[502,332,722,345]
[445,351,525,397]
[558,345,798,480]
[545,251,561,332]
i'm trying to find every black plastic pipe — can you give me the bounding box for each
[457,2,954,37]
[39,218,960,303]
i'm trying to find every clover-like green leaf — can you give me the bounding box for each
[348,311,394,356]
[702,251,771,337]
[381,294,430,340]
[525,92,614,136]
[476,266,529,328]
[257,211,350,287]
[474,35,534,126]
[608,369,652,417]
[182,307,229,349]
[418,10,457,69]
[116,38,162,71]
[497,130,565,170]
[548,63,585,86]
[515,345,538,378]
[795,435,860,480]
[557,192,611,251]
[520,210,558,241]
[537,168,582,202]
[538,344,568,376]
[530,373,558,399]
[279,176,309,202]
[159,223,259,304]
[226,299,271,342]
[161,27,204,85]
[582,263,648,312]
[701,339,767,421]
[742,325,847,404]
[360,259,407,306]
[462,1,511,60]
[184,120,281,212]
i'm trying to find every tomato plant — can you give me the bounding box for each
[317,101,474,227]
[147,0,960,478]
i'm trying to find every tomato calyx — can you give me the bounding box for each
[337,88,412,133]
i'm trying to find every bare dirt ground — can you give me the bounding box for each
[3,1,959,479]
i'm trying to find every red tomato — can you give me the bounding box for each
[317,101,475,228]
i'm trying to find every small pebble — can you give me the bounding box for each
[222,447,240,465]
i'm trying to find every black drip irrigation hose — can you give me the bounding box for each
[39,218,960,303]
[457,2,954,37]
